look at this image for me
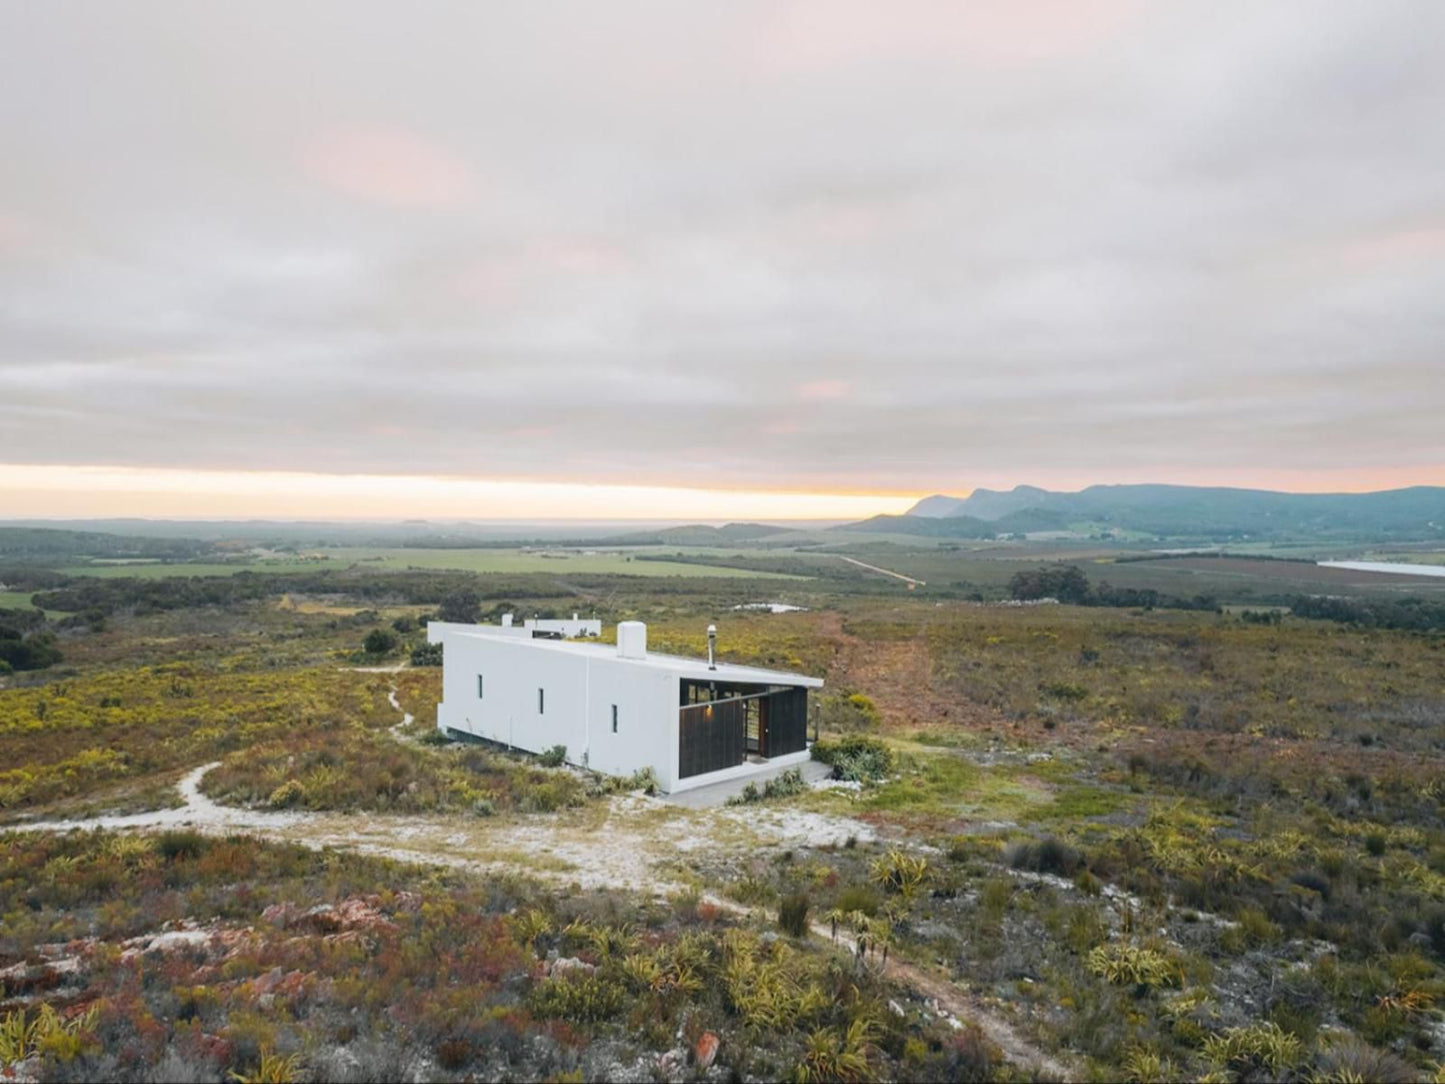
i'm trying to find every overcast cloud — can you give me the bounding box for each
[1,1,1442,494]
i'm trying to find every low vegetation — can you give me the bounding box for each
[0,831,973,1083]
[7,526,1445,1080]
[201,730,589,815]
[0,665,394,817]
[811,735,895,784]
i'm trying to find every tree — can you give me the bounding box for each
[437,590,481,624]
[1007,565,1091,604]
[0,630,62,671]
[363,629,398,655]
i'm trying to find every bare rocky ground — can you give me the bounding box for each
[11,680,1075,1077]
[11,762,878,894]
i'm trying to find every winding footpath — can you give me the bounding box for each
[7,679,1072,1078]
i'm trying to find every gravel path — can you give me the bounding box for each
[6,677,1067,1077]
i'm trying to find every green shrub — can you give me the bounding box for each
[1042,681,1088,702]
[730,876,778,906]
[728,768,809,805]
[538,745,568,768]
[1235,905,1281,946]
[155,829,207,861]
[1310,1038,1416,1083]
[627,766,658,795]
[812,735,894,784]
[870,849,929,900]
[363,629,398,655]
[835,884,881,917]
[409,642,443,666]
[529,973,625,1022]
[817,691,882,731]
[1007,836,1084,877]
[267,779,307,809]
[779,892,811,937]
[1201,1022,1302,1077]
[1087,942,1183,990]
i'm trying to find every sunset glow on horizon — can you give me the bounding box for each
[0,464,920,522]
[3,463,1442,523]
[2,6,1443,517]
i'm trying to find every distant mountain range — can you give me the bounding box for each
[846,485,1445,541]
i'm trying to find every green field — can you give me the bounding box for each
[0,590,39,610]
[313,547,807,578]
[55,547,808,580]
[57,559,320,578]
[787,546,1445,599]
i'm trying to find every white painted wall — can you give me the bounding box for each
[427,619,526,644]
[433,628,681,790]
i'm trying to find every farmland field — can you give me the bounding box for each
[790,547,1445,599]
[52,547,808,580]
[310,546,809,578]
[7,536,1445,1081]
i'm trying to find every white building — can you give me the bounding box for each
[524,613,602,638]
[427,619,823,794]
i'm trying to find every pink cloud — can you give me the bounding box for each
[1337,223,1445,267]
[795,379,852,401]
[452,235,632,306]
[302,125,472,209]
[529,237,632,275]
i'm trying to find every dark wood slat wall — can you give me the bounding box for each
[765,687,808,757]
[678,700,747,779]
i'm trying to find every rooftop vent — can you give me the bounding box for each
[617,621,647,659]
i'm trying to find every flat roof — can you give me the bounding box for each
[447,625,824,688]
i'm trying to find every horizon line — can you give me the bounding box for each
[1,463,1442,522]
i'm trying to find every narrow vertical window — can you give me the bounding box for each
[477,674,484,699]
[611,704,618,733]
[538,687,545,714]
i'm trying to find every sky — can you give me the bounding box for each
[1,2,1443,520]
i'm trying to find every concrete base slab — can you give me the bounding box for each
[663,758,834,809]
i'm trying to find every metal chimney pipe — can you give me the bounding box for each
[707,624,717,670]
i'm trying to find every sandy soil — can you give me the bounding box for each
[8,677,1067,1075]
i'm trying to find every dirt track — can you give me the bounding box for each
[9,678,1069,1077]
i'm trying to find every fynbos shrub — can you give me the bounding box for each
[779,892,811,937]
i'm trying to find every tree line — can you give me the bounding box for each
[1007,566,1219,612]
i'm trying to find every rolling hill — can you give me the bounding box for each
[867,484,1445,541]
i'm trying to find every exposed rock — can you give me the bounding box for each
[261,902,300,926]
[253,966,287,994]
[694,1031,719,1070]
[0,1057,42,1084]
[304,904,340,932]
[119,926,215,961]
[265,897,400,935]
[547,956,596,977]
